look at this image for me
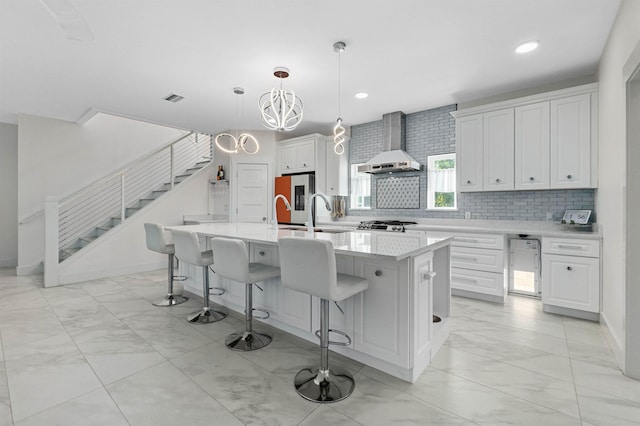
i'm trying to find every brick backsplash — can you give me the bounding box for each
[347,104,596,221]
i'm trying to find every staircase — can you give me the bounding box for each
[53,132,213,263]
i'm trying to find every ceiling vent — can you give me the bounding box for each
[163,93,184,103]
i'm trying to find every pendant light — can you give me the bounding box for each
[259,67,303,131]
[215,87,259,155]
[333,41,346,155]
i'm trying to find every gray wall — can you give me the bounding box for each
[0,123,18,267]
[347,105,595,221]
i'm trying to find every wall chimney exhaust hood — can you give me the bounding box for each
[357,111,421,174]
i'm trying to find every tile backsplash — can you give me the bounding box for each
[347,104,596,221]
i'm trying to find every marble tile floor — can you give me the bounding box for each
[0,267,639,425]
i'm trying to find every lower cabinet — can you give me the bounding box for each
[353,257,410,368]
[541,237,600,313]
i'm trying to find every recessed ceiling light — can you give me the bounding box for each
[515,41,539,54]
[355,92,369,99]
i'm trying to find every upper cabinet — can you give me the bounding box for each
[279,135,318,174]
[483,109,514,191]
[453,83,598,192]
[456,115,484,192]
[549,94,592,189]
[324,137,349,196]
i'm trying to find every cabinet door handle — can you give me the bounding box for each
[303,163,307,167]
[259,251,265,256]
[529,177,534,181]
[453,276,477,284]
[452,255,478,262]
[496,178,501,183]
[556,244,583,250]
[330,187,334,190]
[566,266,573,271]
[567,174,572,179]
[422,271,437,281]
[374,270,382,277]
[286,165,290,169]
[467,180,471,184]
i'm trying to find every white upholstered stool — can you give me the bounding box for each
[171,230,226,324]
[278,237,369,403]
[144,223,188,307]
[211,237,281,351]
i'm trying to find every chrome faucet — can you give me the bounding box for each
[307,192,332,232]
[272,194,292,229]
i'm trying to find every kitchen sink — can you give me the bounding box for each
[279,227,350,234]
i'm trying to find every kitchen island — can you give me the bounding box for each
[167,222,451,383]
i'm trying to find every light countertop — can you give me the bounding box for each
[318,217,602,240]
[166,222,451,261]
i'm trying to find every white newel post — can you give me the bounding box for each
[44,196,60,287]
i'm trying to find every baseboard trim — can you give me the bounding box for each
[542,304,600,321]
[58,261,165,286]
[600,311,625,372]
[452,288,505,304]
[16,261,44,276]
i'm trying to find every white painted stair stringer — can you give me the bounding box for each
[55,165,212,286]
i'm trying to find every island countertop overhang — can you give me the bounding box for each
[166,222,452,261]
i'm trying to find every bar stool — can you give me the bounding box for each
[278,237,369,403]
[171,229,226,324]
[211,237,281,351]
[144,223,188,307]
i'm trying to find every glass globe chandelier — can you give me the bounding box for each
[215,87,259,155]
[259,67,303,131]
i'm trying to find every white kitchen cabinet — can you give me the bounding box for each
[483,108,514,191]
[542,236,600,315]
[353,257,410,367]
[453,83,598,192]
[515,102,550,190]
[413,251,434,366]
[279,135,317,174]
[324,137,349,196]
[427,230,507,303]
[456,114,484,192]
[249,243,279,314]
[550,93,591,188]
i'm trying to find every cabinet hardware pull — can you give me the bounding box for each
[556,244,582,250]
[303,163,307,167]
[566,266,573,271]
[452,255,478,261]
[496,178,501,183]
[259,251,265,256]
[467,180,471,184]
[422,272,437,281]
[567,174,572,179]
[456,238,478,243]
[374,270,382,277]
[286,165,290,169]
[453,276,477,284]
[529,177,534,181]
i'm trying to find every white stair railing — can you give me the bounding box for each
[44,132,212,286]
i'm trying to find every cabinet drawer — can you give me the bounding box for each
[542,238,599,257]
[250,244,279,266]
[450,246,504,274]
[451,268,505,297]
[426,231,504,250]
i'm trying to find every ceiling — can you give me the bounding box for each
[0,0,621,137]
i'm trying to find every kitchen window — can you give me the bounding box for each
[427,153,457,210]
[350,163,371,209]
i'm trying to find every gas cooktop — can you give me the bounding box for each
[356,220,418,232]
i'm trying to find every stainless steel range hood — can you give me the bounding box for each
[358,111,421,174]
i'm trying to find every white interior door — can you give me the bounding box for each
[235,163,269,223]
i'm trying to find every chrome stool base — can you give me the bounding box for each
[225,330,272,351]
[152,294,188,307]
[187,308,226,324]
[294,367,355,403]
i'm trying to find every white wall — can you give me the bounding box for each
[0,123,18,267]
[596,0,640,370]
[17,112,186,273]
[58,167,212,284]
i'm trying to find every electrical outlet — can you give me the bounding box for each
[465,211,471,219]
[546,212,554,221]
